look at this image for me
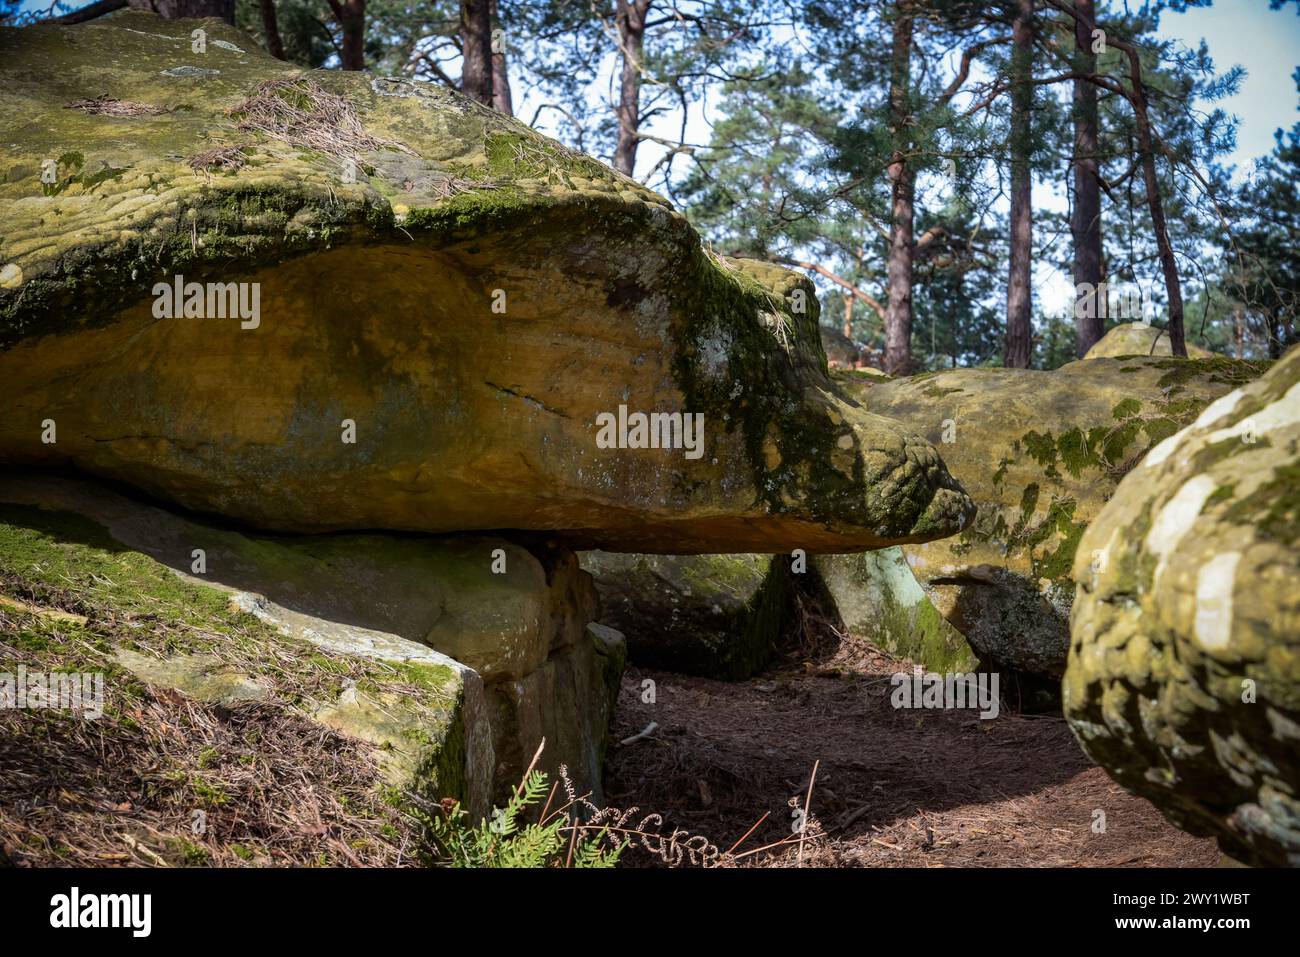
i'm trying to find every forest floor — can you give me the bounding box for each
[604,629,1220,868]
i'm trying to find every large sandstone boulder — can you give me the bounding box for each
[580,551,793,679]
[0,14,971,554]
[1084,322,1215,359]
[841,355,1269,678]
[0,474,621,804]
[1064,346,1300,866]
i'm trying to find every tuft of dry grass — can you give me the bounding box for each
[227,77,413,161]
[188,145,249,176]
[0,690,416,867]
[429,174,500,199]
[66,96,167,117]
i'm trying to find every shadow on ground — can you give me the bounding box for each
[604,628,1218,868]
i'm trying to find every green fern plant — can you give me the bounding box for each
[428,768,625,869]
[413,740,720,868]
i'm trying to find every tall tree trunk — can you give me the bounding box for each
[258,0,286,60]
[1004,0,1034,369]
[489,0,513,115]
[325,0,365,70]
[460,0,494,105]
[883,2,916,377]
[843,293,854,339]
[1071,0,1104,357]
[1233,306,1244,359]
[1049,0,1186,355]
[614,0,651,177]
[127,0,234,22]
[1128,62,1186,356]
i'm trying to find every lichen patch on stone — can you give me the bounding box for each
[1193,551,1240,651]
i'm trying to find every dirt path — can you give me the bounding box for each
[604,633,1218,867]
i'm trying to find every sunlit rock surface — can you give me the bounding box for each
[0,13,972,554]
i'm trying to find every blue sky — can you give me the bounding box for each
[1159,0,1300,168]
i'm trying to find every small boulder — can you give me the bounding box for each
[1084,322,1215,359]
[821,325,876,370]
[812,548,977,673]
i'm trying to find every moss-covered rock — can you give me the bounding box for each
[841,355,1269,677]
[1084,321,1215,359]
[111,647,270,705]
[310,670,482,815]
[812,548,977,673]
[1064,344,1300,867]
[582,546,976,679]
[0,13,972,554]
[0,483,487,820]
[0,473,621,804]
[579,551,792,679]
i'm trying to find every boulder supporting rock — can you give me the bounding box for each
[582,546,978,681]
[1064,345,1300,867]
[580,551,792,680]
[0,474,622,806]
[812,548,977,673]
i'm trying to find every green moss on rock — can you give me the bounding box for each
[812,548,977,673]
[856,355,1268,678]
